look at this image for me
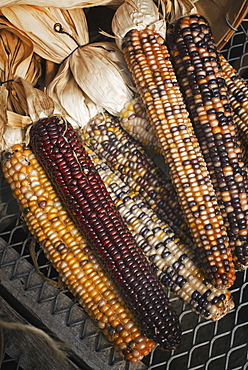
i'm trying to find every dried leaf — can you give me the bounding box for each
[0,0,123,8]
[1,6,90,63]
[7,110,32,128]
[0,28,42,84]
[1,126,26,151]
[46,58,100,128]
[0,319,68,360]
[70,42,135,115]
[0,28,42,116]
[164,0,198,23]
[112,0,167,49]
[0,86,8,144]
[20,78,54,122]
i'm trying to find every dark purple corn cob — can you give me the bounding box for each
[29,115,181,349]
[169,14,248,269]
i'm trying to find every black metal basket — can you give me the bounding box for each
[0,15,248,370]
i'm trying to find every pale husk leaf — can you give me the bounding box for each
[0,86,8,144]
[46,58,101,129]
[69,42,135,115]
[1,6,89,63]
[162,0,198,23]
[111,0,167,49]
[0,86,28,151]
[7,111,32,128]
[1,126,27,151]
[0,0,123,8]
[0,28,42,115]
[20,78,54,123]
[0,28,38,82]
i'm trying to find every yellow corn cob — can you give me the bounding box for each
[115,23,236,288]
[1,144,156,363]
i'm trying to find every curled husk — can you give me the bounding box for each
[1,6,89,63]
[0,28,42,115]
[46,58,100,128]
[162,0,198,23]
[0,0,123,8]
[69,42,135,116]
[112,0,167,49]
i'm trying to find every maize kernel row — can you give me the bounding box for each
[81,112,192,243]
[1,144,156,362]
[122,26,235,287]
[85,147,234,321]
[30,115,181,349]
[170,14,248,269]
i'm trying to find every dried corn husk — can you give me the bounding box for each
[0,28,41,84]
[0,6,89,63]
[112,0,167,49]
[0,77,54,151]
[2,5,136,121]
[69,42,135,115]
[46,58,100,128]
[0,84,26,151]
[0,86,8,143]
[0,0,123,8]
[162,0,198,23]
[47,41,135,123]
[0,28,42,115]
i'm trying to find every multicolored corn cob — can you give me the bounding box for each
[117,24,236,288]
[81,112,192,244]
[85,146,234,321]
[169,14,248,269]
[29,115,181,350]
[219,54,248,149]
[119,97,160,152]
[1,144,156,362]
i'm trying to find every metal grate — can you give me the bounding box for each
[1,351,25,370]
[0,16,248,370]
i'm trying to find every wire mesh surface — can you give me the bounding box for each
[0,16,248,370]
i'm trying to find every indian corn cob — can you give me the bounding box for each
[112,0,236,288]
[119,86,248,267]
[119,97,160,152]
[85,146,234,321]
[81,112,192,243]
[219,54,248,149]
[29,115,181,349]
[1,144,156,362]
[169,14,248,269]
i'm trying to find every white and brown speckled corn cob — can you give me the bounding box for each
[84,146,235,321]
[81,112,192,244]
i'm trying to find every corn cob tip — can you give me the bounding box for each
[209,291,234,321]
